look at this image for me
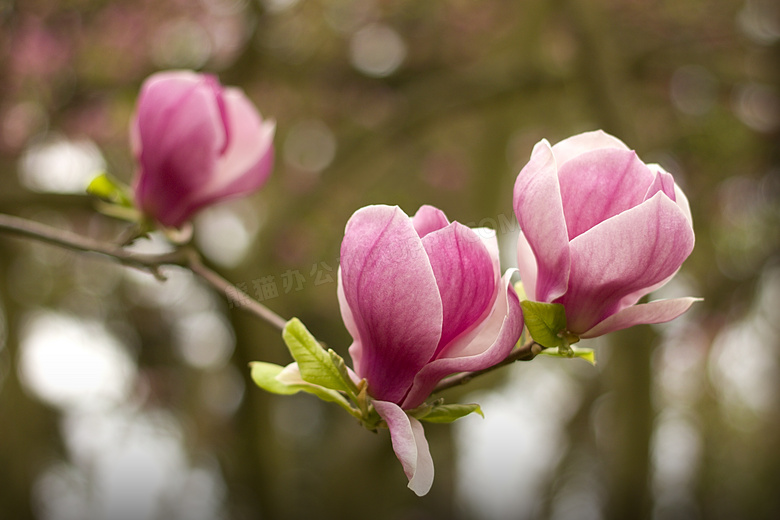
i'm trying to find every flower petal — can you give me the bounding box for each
[674,181,693,227]
[211,88,275,191]
[373,400,435,497]
[422,222,497,357]
[412,205,450,238]
[644,165,676,202]
[516,231,538,300]
[581,297,701,338]
[341,205,443,403]
[133,73,224,227]
[557,149,656,240]
[337,265,363,369]
[513,139,570,302]
[174,92,275,222]
[559,193,695,334]
[402,270,523,409]
[550,129,630,166]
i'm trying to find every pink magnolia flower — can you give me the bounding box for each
[513,130,697,338]
[131,71,275,228]
[338,204,524,495]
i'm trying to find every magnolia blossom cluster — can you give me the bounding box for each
[126,71,696,496]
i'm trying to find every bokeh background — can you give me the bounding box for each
[1,0,779,519]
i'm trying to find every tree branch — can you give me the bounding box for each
[432,338,543,394]
[0,213,287,332]
[186,252,288,332]
[0,213,187,272]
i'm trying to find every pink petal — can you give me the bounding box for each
[674,182,693,227]
[611,167,694,310]
[135,73,222,188]
[373,400,435,497]
[132,71,205,157]
[647,164,693,226]
[211,88,275,190]
[412,205,450,238]
[581,297,701,338]
[170,91,275,222]
[644,166,676,202]
[550,129,630,166]
[133,74,224,227]
[515,231,538,300]
[559,193,695,334]
[402,271,523,409]
[557,149,656,240]
[513,139,570,302]
[422,222,497,357]
[341,205,443,404]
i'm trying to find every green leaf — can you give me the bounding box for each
[250,362,360,418]
[250,361,300,395]
[520,300,569,349]
[415,403,484,424]
[87,173,133,207]
[282,318,352,393]
[539,346,597,366]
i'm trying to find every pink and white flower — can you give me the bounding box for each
[338,204,524,495]
[513,130,697,338]
[131,70,274,228]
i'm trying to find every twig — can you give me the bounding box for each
[0,213,187,274]
[433,338,543,394]
[186,252,287,332]
[0,213,287,332]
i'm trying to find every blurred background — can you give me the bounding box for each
[0,0,779,519]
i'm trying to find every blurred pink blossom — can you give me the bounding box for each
[131,70,274,228]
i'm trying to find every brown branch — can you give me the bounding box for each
[186,252,287,332]
[0,213,287,332]
[0,213,187,273]
[433,338,543,394]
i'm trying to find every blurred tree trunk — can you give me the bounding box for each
[602,326,654,520]
[0,249,59,520]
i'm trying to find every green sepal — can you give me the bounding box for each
[520,300,577,349]
[282,318,352,394]
[87,173,134,207]
[539,346,597,366]
[249,361,360,418]
[411,402,484,424]
[328,348,359,397]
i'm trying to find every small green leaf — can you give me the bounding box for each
[250,362,360,418]
[282,318,351,393]
[250,361,300,395]
[87,173,133,207]
[520,300,569,349]
[539,346,597,366]
[415,403,484,424]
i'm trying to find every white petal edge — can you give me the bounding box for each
[550,129,630,166]
[373,400,435,497]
